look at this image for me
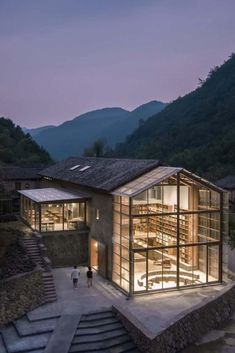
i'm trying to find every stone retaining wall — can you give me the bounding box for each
[42,231,89,266]
[113,283,235,353]
[0,268,44,327]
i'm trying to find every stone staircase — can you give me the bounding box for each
[0,313,60,353]
[0,309,140,353]
[69,310,140,353]
[21,234,57,303]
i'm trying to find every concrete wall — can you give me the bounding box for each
[113,283,235,353]
[0,268,44,327]
[41,179,113,279]
[42,230,89,267]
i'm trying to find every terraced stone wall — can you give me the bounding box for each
[0,268,44,327]
[113,283,235,353]
[42,231,89,267]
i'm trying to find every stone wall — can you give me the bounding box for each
[113,283,235,353]
[41,178,113,278]
[42,231,89,267]
[0,268,44,327]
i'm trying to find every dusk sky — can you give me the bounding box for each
[0,0,235,128]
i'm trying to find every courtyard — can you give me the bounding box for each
[28,266,228,336]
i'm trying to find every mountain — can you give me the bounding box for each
[30,101,166,160]
[113,54,235,181]
[0,118,52,166]
[23,125,55,137]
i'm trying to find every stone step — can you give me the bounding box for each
[27,248,40,254]
[19,350,45,353]
[27,313,61,322]
[76,322,123,336]
[44,284,56,289]
[1,325,50,353]
[43,283,54,287]
[45,297,57,303]
[79,317,118,328]
[43,280,54,284]
[44,287,56,294]
[43,279,55,284]
[45,295,57,301]
[45,289,56,296]
[23,239,36,242]
[44,291,56,296]
[43,281,55,286]
[81,312,114,321]
[69,335,132,352]
[42,278,53,282]
[42,273,53,278]
[23,243,37,245]
[73,329,127,344]
[14,316,58,336]
[42,275,53,279]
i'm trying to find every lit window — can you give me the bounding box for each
[96,209,100,220]
[80,166,91,172]
[70,165,80,171]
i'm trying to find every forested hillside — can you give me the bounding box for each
[114,54,235,180]
[0,118,52,165]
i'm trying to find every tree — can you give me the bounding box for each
[83,139,109,157]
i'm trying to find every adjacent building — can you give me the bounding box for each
[216,175,235,213]
[18,157,227,295]
[0,167,41,215]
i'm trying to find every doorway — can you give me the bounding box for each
[90,238,98,270]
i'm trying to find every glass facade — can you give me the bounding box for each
[112,196,130,293]
[112,171,223,294]
[20,195,86,232]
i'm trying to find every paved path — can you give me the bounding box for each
[44,314,80,353]
[0,266,233,353]
[26,267,228,336]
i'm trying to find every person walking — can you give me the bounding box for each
[87,266,93,288]
[71,265,80,289]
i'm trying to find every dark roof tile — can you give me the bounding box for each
[0,167,42,181]
[39,157,161,192]
[215,175,235,190]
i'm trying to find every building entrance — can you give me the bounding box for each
[90,239,98,270]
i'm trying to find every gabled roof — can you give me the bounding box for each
[215,175,235,190]
[0,167,42,181]
[112,167,224,197]
[39,157,162,192]
[112,167,181,197]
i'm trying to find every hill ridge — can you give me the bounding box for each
[113,54,235,180]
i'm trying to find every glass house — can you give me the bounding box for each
[111,167,225,294]
[19,188,89,232]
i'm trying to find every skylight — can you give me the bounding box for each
[79,166,91,172]
[70,165,80,171]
